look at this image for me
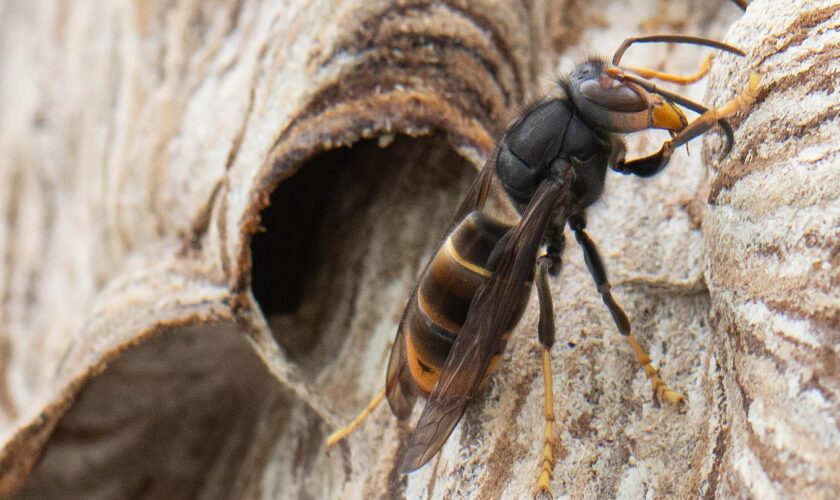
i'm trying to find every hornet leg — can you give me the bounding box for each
[569,215,684,406]
[326,389,386,448]
[612,72,761,177]
[535,256,557,498]
[534,229,563,498]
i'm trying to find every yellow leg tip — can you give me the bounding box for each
[536,346,557,498]
[542,447,554,464]
[652,377,686,406]
[325,431,344,449]
[324,390,386,450]
[660,388,686,406]
[747,72,762,92]
[535,471,554,500]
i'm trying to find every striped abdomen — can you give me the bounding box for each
[401,211,530,396]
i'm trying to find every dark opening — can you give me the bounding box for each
[250,147,375,317]
[249,135,475,365]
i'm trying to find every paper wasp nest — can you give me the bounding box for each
[0,0,836,498]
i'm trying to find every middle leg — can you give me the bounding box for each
[534,254,558,498]
[534,226,565,496]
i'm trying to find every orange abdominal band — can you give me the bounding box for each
[405,333,440,394]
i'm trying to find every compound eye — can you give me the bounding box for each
[578,79,647,113]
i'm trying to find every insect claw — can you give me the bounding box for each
[533,486,555,500]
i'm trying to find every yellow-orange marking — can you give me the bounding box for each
[405,332,440,394]
[446,237,492,278]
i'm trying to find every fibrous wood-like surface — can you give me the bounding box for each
[0,0,836,498]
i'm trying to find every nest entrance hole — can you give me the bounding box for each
[249,135,475,370]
